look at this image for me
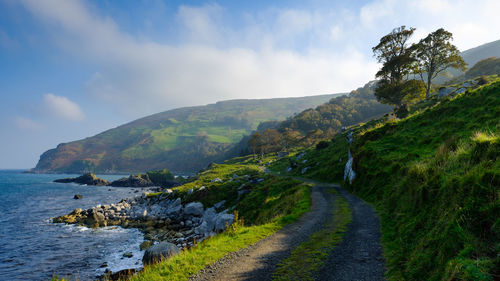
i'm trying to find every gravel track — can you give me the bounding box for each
[190,185,335,281]
[190,180,386,281]
[317,185,385,281]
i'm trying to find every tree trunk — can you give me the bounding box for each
[426,72,433,98]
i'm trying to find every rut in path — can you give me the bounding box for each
[316,185,385,281]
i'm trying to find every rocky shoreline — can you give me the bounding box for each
[53,189,235,279]
[54,172,181,188]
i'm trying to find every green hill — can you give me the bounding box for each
[271,78,500,280]
[32,94,343,174]
[435,39,500,83]
[243,81,392,154]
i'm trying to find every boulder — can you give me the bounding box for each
[194,220,209,236]
[438,87,453,97]
[183,202,204,216]
[84,210,107,227]
[73,194,83,199]
[215,213,234,232]
[142,242,180,265]
[202,207,217,231]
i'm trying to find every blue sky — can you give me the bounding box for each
[0,0,499,169]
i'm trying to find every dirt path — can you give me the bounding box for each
[190,185,335,281]
[317,186,385,281]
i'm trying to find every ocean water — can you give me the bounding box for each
[0,170,146,281]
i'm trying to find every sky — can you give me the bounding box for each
[0,0,499,169]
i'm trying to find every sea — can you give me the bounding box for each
[0,170,147,281]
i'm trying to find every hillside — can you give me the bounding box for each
[243,81,392,153]
[270,78,500,280]
[435,39,500,83]
[32,94,342,174]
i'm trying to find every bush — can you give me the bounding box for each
[145,169,175,186]
[315,140,329,150]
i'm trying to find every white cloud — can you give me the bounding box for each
[360,0,396,28]
[360,0,500,51]
[176,4,224,45]
[18,0,500,118]
[19,0,376,117]
[42,93,85,121]
[14,117,44,131]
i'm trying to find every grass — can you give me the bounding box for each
[273,188,352,281]
[131,161,312,280]
[280,79,500,280]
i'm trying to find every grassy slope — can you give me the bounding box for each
[271,79,500,280]
[132,159,312,281]
[34,94,342,174]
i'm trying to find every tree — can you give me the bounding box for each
[260,129,281,155]
[248,132,261,158]
[372,26,416,108]
[412,28,466,98]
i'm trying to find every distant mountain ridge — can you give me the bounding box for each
[32,94,343,174]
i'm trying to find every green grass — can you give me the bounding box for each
[273,188,352,281]
[131,223,280,281]
[284,79,500,280]
[132,161,312,280]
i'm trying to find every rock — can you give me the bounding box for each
[54,173,109,186]
[438,87,453,97]
[215,213,234,232]
[85,211,107,227]
[163,198,182,217]
[100,262,108,268]
[211,177,223,183]
[202,207,217,231]
[142,242,180,265]
[213,200,226,210]
[103,268,136,281]
[140,241,153,250]
[237,190,250,201]
[277,151,289,158]
[183,202,204,216]
[122,252,133,258]
[194,220,209,236]
[73,194,83,199]
[109,175,154,187]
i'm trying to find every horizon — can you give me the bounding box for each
[1,0,500,169]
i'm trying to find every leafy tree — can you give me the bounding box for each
[248,132,261,158]
[372,26,416,108]
[412,28,466,97]
[260,129,281,154]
